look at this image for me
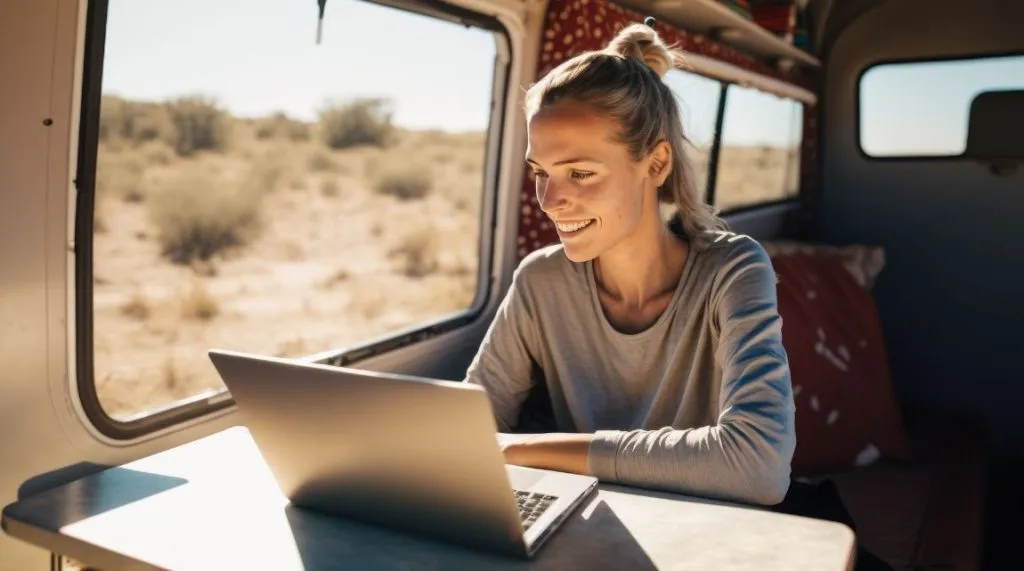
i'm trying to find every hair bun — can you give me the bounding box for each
[603,22,679,78]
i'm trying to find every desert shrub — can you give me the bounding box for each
[180,281,220,321]
[95,152,146,202]
[240,150,291,195]
[389,225,439,277]
[149,171,262,264]
[98,95,175,145]
[164,96,232,156]
[140,141,175,165]
[307,148,335,172]
[374,162,432,200]
[120,292,151,320]
[254,112,311,142]
[318,98,394,150]
[320,178,340,197]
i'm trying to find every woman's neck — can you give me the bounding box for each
[593,218,689,309]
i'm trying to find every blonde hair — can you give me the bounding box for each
[524,23,728,245]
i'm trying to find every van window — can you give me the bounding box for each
[715,85,804,212]
[663,70,725,201]
[859,54,1024,157]
[84,0,502,425]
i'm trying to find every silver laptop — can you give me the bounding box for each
[207,348,598,559]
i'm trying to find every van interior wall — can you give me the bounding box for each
[819,0,1024,558]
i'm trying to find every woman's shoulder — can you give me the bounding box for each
[691,230,774,288]
[697,230,771,260]
[514,243,581,283]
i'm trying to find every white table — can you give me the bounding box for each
[2,427,855,570]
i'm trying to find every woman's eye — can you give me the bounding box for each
[571,170,595,181]
[531,170,548,180]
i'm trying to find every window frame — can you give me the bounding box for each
[665,51,812,216]
[663,67,727,205]
[854,50,1024,162]
[709,83,807,216]
[74,0,513,439]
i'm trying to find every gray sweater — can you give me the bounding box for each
[464,231,795,506]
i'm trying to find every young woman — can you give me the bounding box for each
[464,22,795,507]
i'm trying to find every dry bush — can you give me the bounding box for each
[95,151,147,202]
[321,177,340,197]
[98,95,175,146]
[318,98,394,150]
[241,152,290,196]
[254,112,311,142]
[188,258,218,277]
[288,175,307,191]
[374,161,432,200]
[120,291,151,320]
[307,148,336,172]
[140,141,175,166]
[389,225,439,278]
[149,171,262,264]
[164,96,232,157]
[180,281,220,321]
[99,95,232,157]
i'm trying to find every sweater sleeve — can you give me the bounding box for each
[587,240,796,505]
[463,266,541,432]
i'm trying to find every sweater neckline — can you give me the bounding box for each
[584,243,697,342]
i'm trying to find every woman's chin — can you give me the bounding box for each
[560,241,599,263]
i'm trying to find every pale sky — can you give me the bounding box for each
[100,0,1019,152]
[102,0,497,132]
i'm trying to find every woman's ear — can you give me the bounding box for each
[648,140,673,186]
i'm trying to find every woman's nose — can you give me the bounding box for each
[537,177,570,214]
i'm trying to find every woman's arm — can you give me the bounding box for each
[503,242,795,506]
[500,433,593,474]
[464,266,540,432]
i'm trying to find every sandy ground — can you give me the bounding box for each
[92,127,482,418]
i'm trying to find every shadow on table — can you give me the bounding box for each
[5,463,188,530]
[282,496,658,570]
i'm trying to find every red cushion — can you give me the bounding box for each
[770,252,910,474]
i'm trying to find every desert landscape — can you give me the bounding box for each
[91,94,798,420]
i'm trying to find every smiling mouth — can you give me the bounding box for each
[554,219,595,234]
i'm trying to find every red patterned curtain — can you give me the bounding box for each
[516,0,820,259]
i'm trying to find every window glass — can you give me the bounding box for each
[715,85,803,212]
[859,54,1024,157]
[90,0,497,420]
[663,69,724,200]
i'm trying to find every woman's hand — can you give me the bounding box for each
[500,433,595,476]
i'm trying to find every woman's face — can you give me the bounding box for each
[526,101,668,263]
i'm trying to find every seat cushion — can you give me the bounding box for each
[821,409,986,570]
[769,251,911,474]
[825,460,931,569]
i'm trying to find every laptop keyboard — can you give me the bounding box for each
[514,490,558,530]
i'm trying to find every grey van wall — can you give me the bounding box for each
[820,0,1024,461]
